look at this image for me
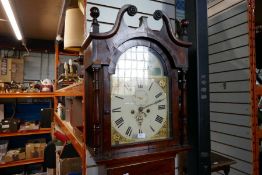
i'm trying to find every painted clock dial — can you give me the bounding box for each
[110,46,170,146]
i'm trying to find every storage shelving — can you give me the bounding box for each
[54,82,85,155]
[53,43,86,175]
[54,112,85,159]
[54,81,83,97]
[0,128,51,137]
[0,158,44,168]
[0,92,53,98]
[0,94,53,172]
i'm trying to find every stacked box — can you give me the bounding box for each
[56,153,81,175]
[26,143,46,159]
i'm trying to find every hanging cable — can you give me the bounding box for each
[22,40,30,57]
[40,52,43,80]
[46,51,50,79]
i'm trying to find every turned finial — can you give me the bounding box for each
[153,10,163,20]
[90,7,100,24]
[127,5,137,16]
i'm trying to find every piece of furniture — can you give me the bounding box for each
[53,45,86,175]
[82,5,191,174]
[0,93,52,174]
[107,158,175,175]
[211,152,236,175]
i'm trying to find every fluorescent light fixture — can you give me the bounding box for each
[1,0,22,40]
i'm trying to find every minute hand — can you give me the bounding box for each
[142,98,165,109]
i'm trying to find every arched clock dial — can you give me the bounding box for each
[110,46,170,146]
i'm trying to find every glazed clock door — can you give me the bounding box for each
[110,46,170,146]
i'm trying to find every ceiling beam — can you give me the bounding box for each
[0,35,55,52]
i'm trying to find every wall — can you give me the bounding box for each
[207,0,252,174]
[85,0,180,33]
[0,50,55,81]
[0,50,75,81]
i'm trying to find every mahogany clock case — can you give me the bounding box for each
[82,4,192,167]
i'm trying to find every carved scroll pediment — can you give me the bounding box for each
[82,4,192,70]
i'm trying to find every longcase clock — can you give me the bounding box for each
[82,5,192,175]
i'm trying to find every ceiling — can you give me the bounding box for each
[0,0,80,52]
[1,1,261,50]
[0,0,63,52]
[0,0,63,40]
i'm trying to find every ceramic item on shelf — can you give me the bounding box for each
[57,103,65,120]
[69,59,73,74]
[40,78,53,92]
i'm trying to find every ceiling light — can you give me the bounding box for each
[1,0,22,40]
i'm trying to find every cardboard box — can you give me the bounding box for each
[47,168,55,175]
[56,153,81,175]
[65,97,82,127]
[0,58,24,83]
[0,104,3,121]
[65,97,72,122]
[26,143,46,159]
[71,97,82,127]
[11,58,24,83]
[0,58,11,82]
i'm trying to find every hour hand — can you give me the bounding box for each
[141,98,166,110]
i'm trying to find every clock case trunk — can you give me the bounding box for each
[82,5,192,168]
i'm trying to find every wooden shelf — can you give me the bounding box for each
[54,37,86,174]
[0,92,54,98]
[0,128,51,137]
[255,85,262,96]
[0,158,43,168]
[54,81,83,96]
[54,112,85,159]
[257,128,262,138]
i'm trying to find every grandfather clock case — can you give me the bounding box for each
[82,5,192,174]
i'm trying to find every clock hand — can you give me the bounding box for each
[139,98,166,111]
[135,112,143,125]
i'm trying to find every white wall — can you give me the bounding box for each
[208,0,252,174]
[0,50,55,81]
[0,50,76,81]
[85,0,178,33]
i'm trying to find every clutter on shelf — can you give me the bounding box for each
[40,79,53,92]
[0,138,47,163]
[58,59,82,88]
[0,79,54,94]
